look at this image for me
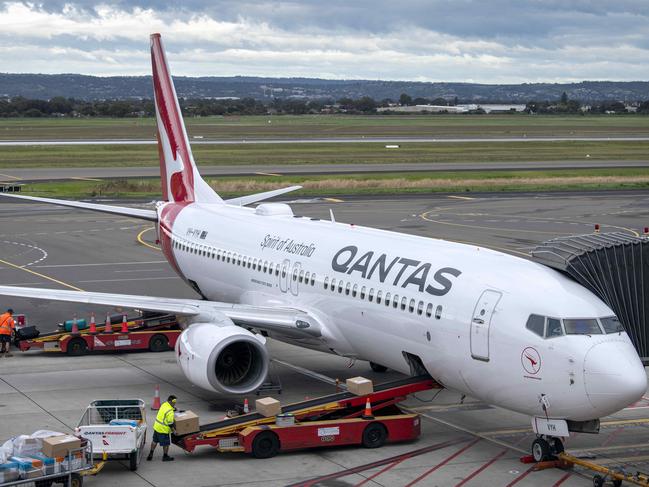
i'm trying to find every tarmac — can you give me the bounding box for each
[1,191,649,486]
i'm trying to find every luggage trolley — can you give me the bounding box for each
[0,443,96,487]
[75,399,147,471]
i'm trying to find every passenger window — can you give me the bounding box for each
[293,268,299,281]
[435,305,442,320]
[526,314,545,337]
[310,274,316,286]
[377,290,382,304]
[304,271,309,283]
[324,277,329,290]
[401,296,407,311]
[601,316,624,334]
[393,295,399,308]
[299,270,304,283]
[345,282,351,295]
[368,288,375,302]
[338,281,344,293]
[330,278,336,291]
[352,284,358,297]
[426,303,433,318]
[564,318,603,335]
[360,286,366,299]
[417,301,424,315]
[546,318,564,337]
[264,261,269,273]
[385,292,391,306]
[409,299,415,313]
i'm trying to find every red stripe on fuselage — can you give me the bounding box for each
[158,202,189,279]
[150,34,194,203]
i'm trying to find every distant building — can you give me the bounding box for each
[378,103,525,114]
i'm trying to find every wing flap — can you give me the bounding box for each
[0,194,157,221]
[0,285,321,337]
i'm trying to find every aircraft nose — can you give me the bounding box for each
[584,340,647,415]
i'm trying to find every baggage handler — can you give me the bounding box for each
[147,394,177,461]
[0,308,15,357]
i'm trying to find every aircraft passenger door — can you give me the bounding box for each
[279,259,290,293]
[470,289,502,362]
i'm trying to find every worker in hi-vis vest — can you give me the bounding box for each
[0,308,15,357]
[147,394,177,461]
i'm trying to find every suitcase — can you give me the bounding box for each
[16,326,39,340]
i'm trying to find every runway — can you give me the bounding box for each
[2,160,649,183]
[0,191,648,486]
[2,135,649,146]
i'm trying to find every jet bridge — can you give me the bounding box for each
[530,232,649,361]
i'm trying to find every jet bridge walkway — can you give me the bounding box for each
[530,232,649,360]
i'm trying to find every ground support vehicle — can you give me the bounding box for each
[75,400,147,472]
[17,314,180,355]
[0,444,96,487]
[174,375,438,458]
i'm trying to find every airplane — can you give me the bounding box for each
[0,33,645,462]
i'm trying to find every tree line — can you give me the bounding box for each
[1,93,647,118]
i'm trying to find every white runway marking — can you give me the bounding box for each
[35,260,167,268]
[78,277,180,283]
[0,240,48,267]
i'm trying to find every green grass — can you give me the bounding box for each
[1,140,648,168]
[1,114,649,140]
[20,168,649,199]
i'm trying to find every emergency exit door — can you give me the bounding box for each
[470,289,502,361]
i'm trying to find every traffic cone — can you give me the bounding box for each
[120,314,128,334]
[71,315,79,336]
[362,398,373,419]
[88,313,97,334]
[243,398,249,414]
[103,313,113,334]
[151,384,161,410]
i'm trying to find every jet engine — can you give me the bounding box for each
[175,319,269,394]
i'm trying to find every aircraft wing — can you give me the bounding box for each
[0,285,321,337]
[0,193,157,221]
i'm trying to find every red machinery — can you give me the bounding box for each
[175,375,438,458]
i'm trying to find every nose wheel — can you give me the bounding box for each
[531,436,564,462]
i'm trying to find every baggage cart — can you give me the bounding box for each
[75,399,147,471]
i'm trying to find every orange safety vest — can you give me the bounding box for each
[0,313,14,336]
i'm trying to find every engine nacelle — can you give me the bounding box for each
[175,320,269,394]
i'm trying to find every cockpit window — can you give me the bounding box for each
[563,318,603,335]
[546,318,564,338]
[526,314,545,337]
[600,316,624,334]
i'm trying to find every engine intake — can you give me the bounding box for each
[176,320,269,394]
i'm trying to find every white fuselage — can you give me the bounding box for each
[159,201,647,422]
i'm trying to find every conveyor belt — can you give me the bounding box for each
[188,374,432,437]
[531,232,649,359]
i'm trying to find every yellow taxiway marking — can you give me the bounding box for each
[324,198,344,203]
[70,176,103,182]
[0,257,84,292]
[137,226,161,251]
[0,173,21,181]
[255,172,282,177]
[447,195,476,200]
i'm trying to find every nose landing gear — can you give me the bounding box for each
[531,436,564,462]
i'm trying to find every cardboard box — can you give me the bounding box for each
[346,376,374,396]
[256,397,281,417]
[41,435,81,459]
[174,410,200,435]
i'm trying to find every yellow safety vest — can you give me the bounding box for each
[153,401,175,434]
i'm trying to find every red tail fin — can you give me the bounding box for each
[150,33,221,204]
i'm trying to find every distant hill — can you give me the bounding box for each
[1,73,649,102]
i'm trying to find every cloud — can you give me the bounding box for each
[1,1,648,82]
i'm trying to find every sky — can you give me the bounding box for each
[1,1,649,83]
